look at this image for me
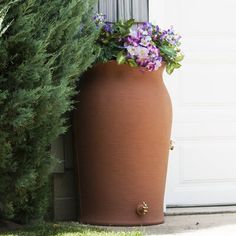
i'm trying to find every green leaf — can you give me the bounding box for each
[127,59,138,67]
[166,64,174,75]
[126,19,135,27]
[175,53,184,62]
[115,19,134,37]
[159,46,176,58]
[101,39,109,44]
[166,62,182,74]
[174,62,181,69]
[116,51,126,64]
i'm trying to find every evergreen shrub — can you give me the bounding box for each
[0,0,98,223]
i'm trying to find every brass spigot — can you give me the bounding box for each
[136,201,148,216]
[170,140,174,150]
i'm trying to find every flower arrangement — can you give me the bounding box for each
[94,13,184,74]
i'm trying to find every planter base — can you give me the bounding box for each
[80,220,165,227]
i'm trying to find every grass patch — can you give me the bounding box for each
[0,222,142,236]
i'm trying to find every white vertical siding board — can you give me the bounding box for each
[98,0,118,22]
[117,0,132,20]
[98,0,148,22]
[132,0,148,22]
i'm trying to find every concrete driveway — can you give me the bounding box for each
[104,211,236,236]
[141,213,236,236]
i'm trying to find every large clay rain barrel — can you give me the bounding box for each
[73,61,172,226]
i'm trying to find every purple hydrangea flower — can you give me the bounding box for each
[160,26,181,46]
[160,30,167,40]
[124,27,163,71]
[142,22,152,28]
[94,15,183,72]
[103,23,113,33]
[140,22,153,35]
[93,13,106,26]
[140,36,152,47]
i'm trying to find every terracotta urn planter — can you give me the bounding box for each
[73,61,172,226]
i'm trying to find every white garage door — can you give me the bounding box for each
[150,0,236,206]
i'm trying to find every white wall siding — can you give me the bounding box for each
[97,0,149,21]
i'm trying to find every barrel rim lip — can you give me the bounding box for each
[93,60,166,71]
[81,61,166,84]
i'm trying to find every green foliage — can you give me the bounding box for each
[115,19,135,37]
[95,16,183,74]
[158,42,183,75]
[0,0,98,223]
[116,51,126,64]
[0,2,17,37]
[96,19,135,63]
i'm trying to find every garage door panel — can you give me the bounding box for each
[180,141,236,183]
[179,63,236,105]
[150,0,236,205]
[178,0,236,34]
[172,123,236,138]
